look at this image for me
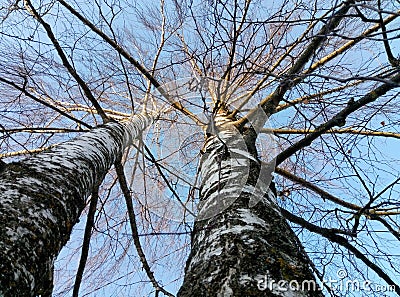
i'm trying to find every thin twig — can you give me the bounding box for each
[114,158,175,297]
[24,0,109,122]
[56,0,201,125]
[0,77,92,129]
[281,208,400,295]
[275,71,400,166]
[73,187,100,297]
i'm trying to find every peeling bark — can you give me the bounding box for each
[0,113,153,297]
[178,113,323,297]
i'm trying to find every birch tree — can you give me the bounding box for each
[1,0,400,296]
[0,113,153,296]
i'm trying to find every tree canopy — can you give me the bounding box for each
[1,0,400,296]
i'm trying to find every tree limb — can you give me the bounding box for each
[24,0,109,122]
[114,158,175,297]
[281,208,400,295]
[73,187,100,297]
[56,0,201,125]
[275,71,400,166]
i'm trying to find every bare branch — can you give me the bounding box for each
[56,0,201,125]
[114,158,175,297]
[275,71,400,166]
[24,0,109,122]
[0,77,92,129]
[73,187,100,297]
[281,207,400,295]
[263,127,400,139]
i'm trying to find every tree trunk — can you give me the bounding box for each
[0,113,153,297]
[178,112,323,297]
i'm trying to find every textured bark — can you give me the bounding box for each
[0,113,153,297]
[178,113,323,297]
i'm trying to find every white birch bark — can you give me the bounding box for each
[0,112,153,297]
[178,113,323,297]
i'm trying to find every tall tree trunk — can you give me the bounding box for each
[0,113,153,297]
[178,112,323,297]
